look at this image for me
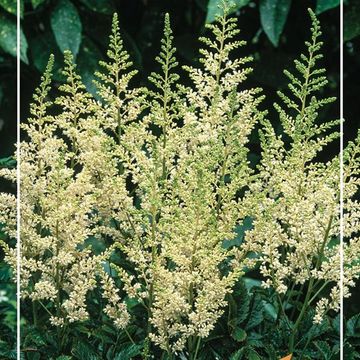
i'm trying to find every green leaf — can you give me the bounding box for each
[113,344,143,360]
[50,0,82,57]
[316,0,340,14]
[262,300,277,321]
[79,0,115,14]
[0,156,16,167]
[344,2,360,41]
[0,0,16,15]
[0,14,16,57]
[0,0,24,17]
[234,280,250,324]
[20,27,28,64]
[246,294,264,330]
[230,349,244,360]
[29,32,64,81]
[259,0,292,46]
[346,314,360,337]
[206,0,251,23]
[243,277,262,292]
[247,348,261,360]
[0,14,28,63]
[314,341,333,359]
[72,341,99,360]
[232,327,247,342]
[31,0,46,8]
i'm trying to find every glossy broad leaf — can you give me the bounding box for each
[344,2,360,41]
[29,32,63,81]
[0,14,28,63]
[50,0,82,57]
[316,0,340,14]
[259,0,292,46]
[0,0,16,15]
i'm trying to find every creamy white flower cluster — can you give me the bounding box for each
[86,11,262,353]
[0,167,17,274]
[242,11,359,326]
[18,53,128,327]
[0,4,358,357]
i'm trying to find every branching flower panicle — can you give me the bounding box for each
[243,9,342,330]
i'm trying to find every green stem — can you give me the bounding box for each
[32,301,38,327]
[124,327,136,345]
[192,337,201,360]
[308,280,330,306]
[288,215,334,353]
[37,300,53,317]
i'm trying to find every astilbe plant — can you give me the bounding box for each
[83,9,264,357]
[0,4,359,360]
[0,166,16,276]
[242,10,360,355]
[1,6,263,357]
[19,53,128,335]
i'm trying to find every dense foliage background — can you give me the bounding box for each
[1,0,360,358]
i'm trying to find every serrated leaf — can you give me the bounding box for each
[50,0,82,57]
[113,344,143,360]
[347,314,360,337]
[72,341,98,360]
[206,0,251,23]
[235,281,250,324]
[259,0,292,46]
[246,294,264,330]
[316,0,340,14]
[315,341,332,359]
[78,0,115,14]
[332,314,340,334]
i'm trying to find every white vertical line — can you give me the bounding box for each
[340,0,344,359]
[16,0,21,358]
